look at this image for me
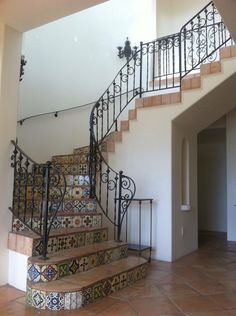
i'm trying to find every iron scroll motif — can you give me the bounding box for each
[10,140,66,259]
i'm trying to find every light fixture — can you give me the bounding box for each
[117,38,138,61]
[20,55,27,82]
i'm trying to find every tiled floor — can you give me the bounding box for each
[2,232,236,315]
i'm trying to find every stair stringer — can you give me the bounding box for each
[106,56,236,262]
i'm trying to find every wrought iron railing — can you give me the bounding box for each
[10,140,66,259]
[89,1,234,240]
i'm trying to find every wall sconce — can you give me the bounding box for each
[20,55,27,82]
[117,37,138,61]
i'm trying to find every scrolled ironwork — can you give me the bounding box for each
[10,140,66,259]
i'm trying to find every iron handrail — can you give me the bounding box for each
[10,140,66,259]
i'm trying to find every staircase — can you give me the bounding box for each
[8,145,147,310]
[8,0,236,311]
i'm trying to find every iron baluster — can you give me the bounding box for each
[139,42,143,98]
[117,171,123,241]
[42,162,51,259]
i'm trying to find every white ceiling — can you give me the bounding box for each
[0,0,108,32]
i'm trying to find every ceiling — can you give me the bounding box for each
[0,0,108,32]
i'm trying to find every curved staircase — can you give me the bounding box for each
[9,145,148,310]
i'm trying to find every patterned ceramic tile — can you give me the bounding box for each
[102,280,112,296]
[26,286,33,305]
[32,289,46,309]
[70,165,78,175]
[61,217,73,228]
[89,254,98,269]
[97,251,105,265]
[69,259,80,274]
[119,272,127,289]
[64,292,82,310]
[92,215,102,227]
[65,187,72,199]
[93,283,103,302]
[46,292,64,310]
[62,200,75,212]
[41,265,58,282]
[47,237,58,254]
[84,176,90,185]
[78,164,88,175]
[112,248,121,261]
[58,263,68,278]
[51,217,62,229]
[85,232,94,245]
[57,236,69,251]
[111,275,120,292]
[93,231,101,243]
[72,187,83,199]
[105,250,112,264]
[83,216,92,227]
[77,233,85,247]
[28,264,41,282]
[79,257,89,272]
[83,187,90,198]
[68,235,78,249]
[33,239,44,256]
[12,219,26,232]
[73,216,82,228]
[83,287,93,306]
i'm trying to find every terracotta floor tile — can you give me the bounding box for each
[187,311,236,316]
[84,297,119,314]
[170,295,221,313]
[158,283,198,297]
[0,286,25,306]
[129,297,181,316]
[187,278,226,295]
[96,301,137,316]
[208,293,236,309]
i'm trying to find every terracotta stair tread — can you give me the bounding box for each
[29,240,127,264]
[29,256,147,292]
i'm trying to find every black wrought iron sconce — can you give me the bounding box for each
[117,37,138,61]
[20,55,27,82]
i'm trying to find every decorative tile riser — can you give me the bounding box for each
[12,198,97,215]
[12,214,102,233]
[26,263,148,310]
[27,245,128,283]
[52,164,89,175]
[73,147,90,156]
[32,228,108,256]
[14,175,90,188]
[52,154,89,165]
[14,185,91,200]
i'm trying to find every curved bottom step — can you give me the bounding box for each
[27,256,148,310]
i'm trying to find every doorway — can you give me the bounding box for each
[197,122,227,236]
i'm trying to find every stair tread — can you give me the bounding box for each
[11,226,108,239]
[29,240,127,264]
[29,256,147,292]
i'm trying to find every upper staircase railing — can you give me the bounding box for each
[10,140,66,259]
[89,1,234,240]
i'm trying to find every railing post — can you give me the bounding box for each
[117,170,123,241]
[139,41,143,98]
[42,161,51,260]
[179,31,182,87]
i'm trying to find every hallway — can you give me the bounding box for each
[1,232,236,315]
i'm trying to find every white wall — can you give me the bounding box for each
[156,0,209,37]
[198,128,227,233]
[19,0,156,119]
[17,105,92,162]
[0,23,22,285]
[227,109,236,241]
